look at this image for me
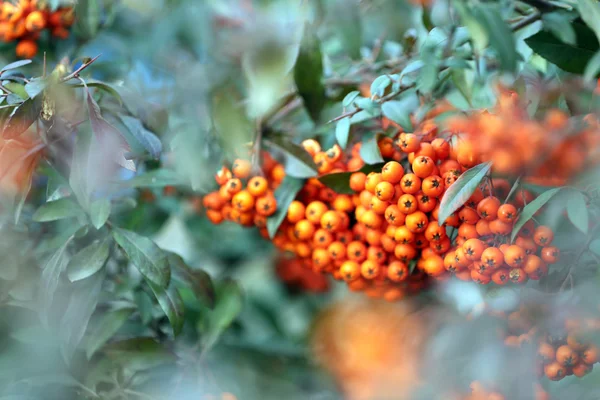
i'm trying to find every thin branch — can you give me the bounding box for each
[60,54,102,82]
[510,11,542,31]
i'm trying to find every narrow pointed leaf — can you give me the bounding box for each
[267,176,305,238]
[510,187,563,242]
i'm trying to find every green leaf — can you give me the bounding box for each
[584,50,600,82]
[294,24,326,123]
[85,307,135,359]
[72,80,124,105]
[89,198,111,229]
[359,134,384,164]
[525,22,599,74]
[335,118,351,149]
[510,187,563,242]
[112,228,170,288]
[70,130,92,209]
[318,163,385,194]
[381,91,419,132]
[578,0,600,44]
[119,115,162,159]
[59,271,103,361]
[438,162,493,224]
[1,60,32,74]
[418,48,439,94]
[472,6,517,71]
[265,136,318,177]
[202,280,243,349]
[40,237,73,322]
[75,0,100,39]
[589,239,600,256]
[212,86,254,157]
[342,91,360,107]
[267,176,305,238]
[148,280,185,336]
[168,253,215,309]
[67,238,110,282]
[542,13,576,45]
[134,291,154,325]
[32,198,83,222]
[1,97,41,139]
[504,176,522,203]
[566,190,589,234]
[370,75,392,98]
[24,78,47,99]
[103,338,176,373]
[451,69,472,107]
[122,169,184,188]
[332,0,362,59]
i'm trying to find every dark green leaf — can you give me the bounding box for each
[525,22,599,74]
[85,307,135,359]
[60,271,103,361]
[112,228,170,288]
[294,24,326,123]
[578,0,600,43]
[510,187,563,242]
[148,280,184,336]
[542,13,576,45]
[1,60,32,73]
[119,115,162,159]
[1,97,41,139]
[75,0,100,39]
[566,190,589,234]
[103,338,176,373]
[67,238,110,282]
[168,252,215,309]
[335,117,351,149]
[318,163,384,194]
[438,162,493,224]
[472,6,517,71]
[342,91,360,107]
[134,291,154,325]
[122,169,184,188]
[90,198,111,229]
[267,176,305,238]
[359,134,384,164]
[32,198,83,222]
[265,136,318,176]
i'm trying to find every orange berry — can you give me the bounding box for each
[232,159,252,179]
[327,241,346,261]
[515,236,537,255]
[458,223,478,240]
[481,247,504,269]
[416,193,437,213]
[320,210,342,232]
[477,196,501,221]
[255,194,277,216]
[541,246,560,263]
[206,209,224,224]
[400,173,421,194]
[313,229,334,248]
[397,194,418,214]
[497,203,517,223]
[431,138,450,160]
[405,211,428,233]
[582,345,598,364]
[25,10,46,32]
[360,209,383,230]
[366,246,386,264]
[397,133,420,153]
[225,178,242,194]
[556,345,579,367]
[533,226,554,246]
[394,225,414,244]
[394,243,417,263]
[287,201,306,223]
[463,238,485,261]
[306,201,328,224]
[567,334,588,352]
[475,219,492,237]
[312,248,332,270]
[349,172,367,192]
[339,260,360,281]
[361,260,380,279]
[523,255,547,280]
[325,144,342,162]
[538,342,556,364]
[421,175,444,198]
[375,181,395,201]
[491,269,509,284]
[544,361,566,381]
[302,139,321,156]
[504,245,526,268]
[489,219,512,235]
[388,261,409,282]
[203,191,225,210]
[294,220,315,241]
[232,190,255,212]
[346,241,367,262]
[423,254,445,277]
[16,39,38,58]
[247,176,269,196]
[381,161,404,183]
[508,268,527,284]
[215,166,232,185]
[572,362,592,377]
[412,156,435,178]
[424,221,446,243]
[384,204,404,226]
[369,195,388,214]
[471,269,491,284]
[365,172,383,193]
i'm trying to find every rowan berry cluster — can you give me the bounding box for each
[0,0,74,58]
[447,89,600,186]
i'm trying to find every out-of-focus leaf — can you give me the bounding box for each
[438,162,493,224]
[70,130,92,209]
[566,190,589,234]
[381,91,419,132]
[265,136,318,177]
[60,271,103,361]
[67,238,110,282]
[578,0,600,44]
[212,86,254,157]
[1,60,32,74]
[318,163,385,194]
[103,338,176,373]
[589,239,600,256]
[451,69,472,107]
[89,198,111,229]
[584,50,600,82]
[525,23,599,74]
[40,237,73,322]
[119,115,162,159]
[148,280,184,336]
[370,75,392,98]
[86,89,135,171]
[418,48,439,94]
[511,187,563,242]
[75,0,100,39]
[332,0,362,59]
[472,6,517,71]
[294,24,325,123]
[32,198,83,222]
[24,78,47,99]
[542,13,576,45]
[122,169,184,188]
[112,227,170,288]
[335,117,351,149]
[202,280,243,349]
[134,291,154,325]
[342,91,360,107]
[267,176,305,238]
[359,134,384,164]
[168,252,215,309]
[85,307,135,359]
[73,80,124,105]
[1,97,41,139]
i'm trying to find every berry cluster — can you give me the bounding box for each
[0,0,74,58]
[447,88,600,186]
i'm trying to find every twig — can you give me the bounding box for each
[327,107,363,124]
[510,11,542,31]
[60,54,102,82]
